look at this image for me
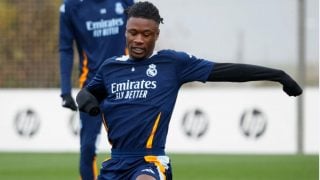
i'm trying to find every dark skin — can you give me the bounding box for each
[136,174,156,180]
[125,16,159,180]
[125,17,160,60]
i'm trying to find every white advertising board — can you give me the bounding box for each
[0,89,109,152]
[0,88,317,154]
[166,88,318,154]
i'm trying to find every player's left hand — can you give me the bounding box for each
[282,77,303,97]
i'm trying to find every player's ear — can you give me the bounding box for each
[156,29,160,40]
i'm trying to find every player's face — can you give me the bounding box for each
[125,17,159,60]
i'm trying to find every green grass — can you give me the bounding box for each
[0,153,318,180]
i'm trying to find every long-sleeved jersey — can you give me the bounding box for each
[81,49,302,156]
[86,50,214,156]
[59,0,134,95]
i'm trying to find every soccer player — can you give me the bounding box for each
[58,0,135,179]
[76,1,303,180]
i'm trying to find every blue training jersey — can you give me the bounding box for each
[86,50,215,155]
[59,0,134,95]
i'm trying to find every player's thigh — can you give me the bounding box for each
[131,164,159,180]
[136,174,156,180]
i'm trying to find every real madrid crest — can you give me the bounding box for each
[115,2,124,14]
[146,64,157,77]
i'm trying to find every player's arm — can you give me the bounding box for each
[76,86,107,116]
[59,2,77,111]
[207,63,303,96]
[76,88,101,116]
[76,64,107,116]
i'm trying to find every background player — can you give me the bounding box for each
[76,1,302,179]
[58,0,135,179]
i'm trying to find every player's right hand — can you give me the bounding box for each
[61,94,78,111]
[76,88,100,116]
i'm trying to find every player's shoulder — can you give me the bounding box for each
[157,49,191,60]
[60,0,82,13]
[114,55,130,62]
[101,55,128,66]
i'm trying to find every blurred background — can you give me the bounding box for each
[0,0,318,88]
[0,0,318,179]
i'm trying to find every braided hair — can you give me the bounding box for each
[126,1,163,24]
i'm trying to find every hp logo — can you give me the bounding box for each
[240,108,267,139]
[14,108,41,138]
[181,108,209,139]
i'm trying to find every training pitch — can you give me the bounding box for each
[0,153,318,180]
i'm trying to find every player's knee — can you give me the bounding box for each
[136,174,156,180]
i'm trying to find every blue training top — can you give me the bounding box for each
[59,0,134,95]
[86,50,215,156]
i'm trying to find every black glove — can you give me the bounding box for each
[76,88,101,116]
[281,75,303,97]
[61,94,78,111]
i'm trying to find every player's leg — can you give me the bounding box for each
[98,158,138,180]
[132,156,172,180]
[133,167,172,180]
[98,156,172,180]
[136,174,156,180]
[79,111,102,180]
